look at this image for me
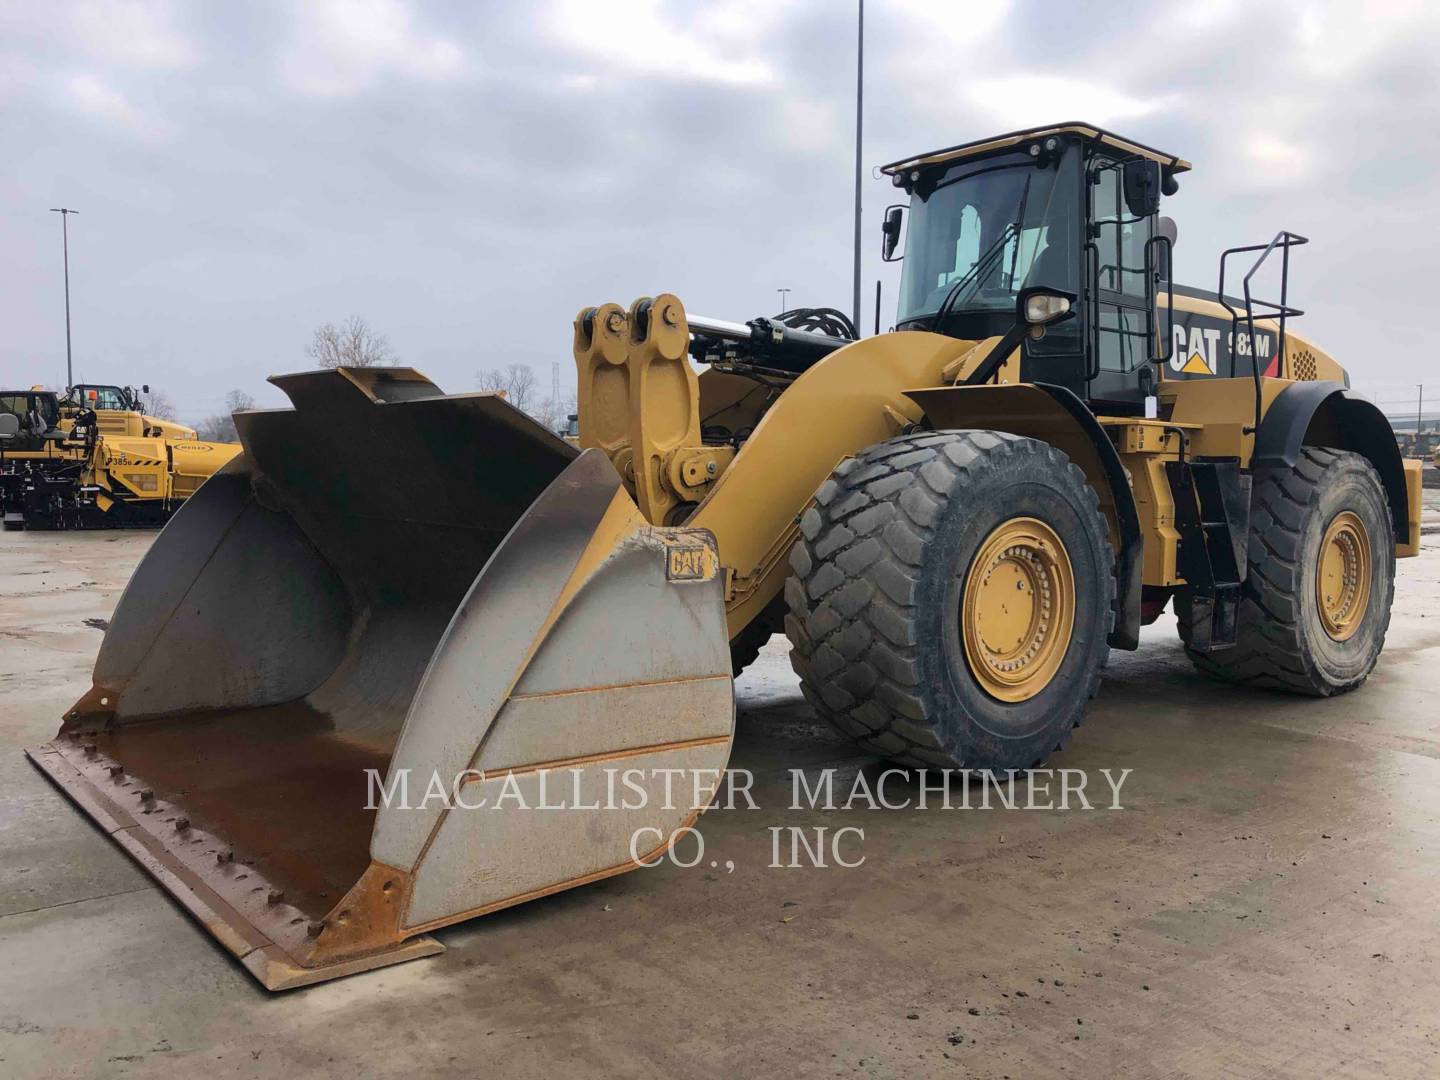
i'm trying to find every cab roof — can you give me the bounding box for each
[880,122,1192,178]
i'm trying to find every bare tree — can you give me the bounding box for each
[195,389,256,443]
[195,414,234,442]
[531,391,577,434]
[306,315,396,368]
[143,389,178,420]
[225,389,256,413]
[476,366,579,434]
[476,364,539,413]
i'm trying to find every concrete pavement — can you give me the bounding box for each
[2,494,1438,1078]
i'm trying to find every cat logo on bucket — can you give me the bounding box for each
[1168,321,1272,377]
[667,547,711,581]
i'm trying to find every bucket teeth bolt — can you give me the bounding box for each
[266,890,285,906]
[82,743,97,756]
[137,789,154,803]
[174,817,190,832]
[216,850,234,864]
[106,765,124,778]
[306,921,326,939]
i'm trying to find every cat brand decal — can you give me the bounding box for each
[1168,321,1274,377]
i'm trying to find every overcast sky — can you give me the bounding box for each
[3,0,1437,423]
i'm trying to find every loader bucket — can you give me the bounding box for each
[28,367,735,990]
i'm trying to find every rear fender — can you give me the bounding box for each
[1255,381,1414,553]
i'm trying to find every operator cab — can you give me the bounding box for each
[0,389,64,452]
[65,384,143,412]
[881,123,1190,414]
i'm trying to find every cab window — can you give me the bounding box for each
[897,148,1079,326]
[84,386,129,410]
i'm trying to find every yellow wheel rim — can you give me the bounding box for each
[1316,510,1371,641]
[961,517,1076,703]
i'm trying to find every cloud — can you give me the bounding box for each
[547,0,777,86]
[70,1,199,69]
[63,72,154,133]
[1241,132,1318,188]
[281,0,465,98]
[1296,0,1440,78]
[3,0,1440,420]
[964,75,1178,130]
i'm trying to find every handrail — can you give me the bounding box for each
[1217,230,1308,437]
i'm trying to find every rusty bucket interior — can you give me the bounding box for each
[30,368,735,990]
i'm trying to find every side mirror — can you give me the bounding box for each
[881,204,906,262]
[1122,159,1162,217]
[1018,287,1076,327]
[142,384,150,394]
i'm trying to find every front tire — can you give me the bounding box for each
[1181,447,1394,694]
[785,431,1115,770]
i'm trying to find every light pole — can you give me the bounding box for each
[851,0,863,334]
[777,287,791,311]
[49,207,79,389]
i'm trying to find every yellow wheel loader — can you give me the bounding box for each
[61,382,200,441]
[30,123,1422,988]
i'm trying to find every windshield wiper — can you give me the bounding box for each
[928,221,1020,332]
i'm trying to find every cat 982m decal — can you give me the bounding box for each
[1167,309,1276,379]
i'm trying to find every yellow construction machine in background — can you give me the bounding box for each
[1,383,239,528]
[30,123,1423,988]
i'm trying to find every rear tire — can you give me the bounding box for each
[785,431,1114,770]
[1180,447,1394,694]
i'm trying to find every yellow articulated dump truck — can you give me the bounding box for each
[29,123,1422,988]
[1,383,239,528]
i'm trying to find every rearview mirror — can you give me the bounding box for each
[0,413,18,441]
[881,204,906,262]
[1123,159,1162,217]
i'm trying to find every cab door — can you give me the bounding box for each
[1016,144,1087,399]
[1084,154,1157,411]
